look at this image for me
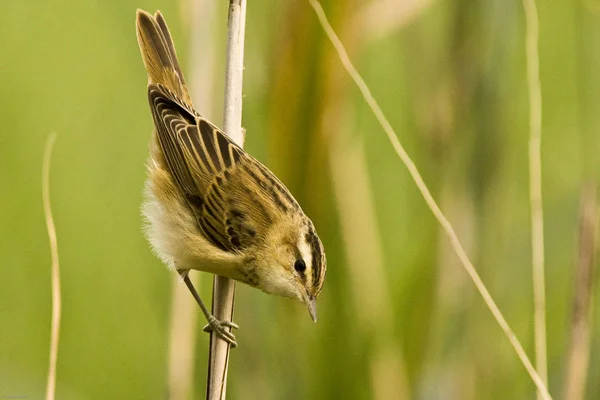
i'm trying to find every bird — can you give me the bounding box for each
[135,9,326,347]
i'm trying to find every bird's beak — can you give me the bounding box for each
[307,298,318,323]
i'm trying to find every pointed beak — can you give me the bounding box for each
[307,298,318,323]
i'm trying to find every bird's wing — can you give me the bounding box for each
[148,83,263,251]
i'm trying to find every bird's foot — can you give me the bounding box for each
[203,316,239,348]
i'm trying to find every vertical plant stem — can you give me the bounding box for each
[307,0,552,398]
[167,281,199,400]
[353,0,433,43]
[563,182,597,400]
[322,3,409,395]
[206,1,246,399]
[523,0,548,394]
[219,0,246,147]
[166,2,217,399]
[43,132,60,400]
[330,138,410,399]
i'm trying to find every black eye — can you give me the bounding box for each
[294,259,306,273]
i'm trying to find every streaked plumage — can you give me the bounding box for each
[136,10,326,328]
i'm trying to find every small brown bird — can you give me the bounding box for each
[136,10,326,346]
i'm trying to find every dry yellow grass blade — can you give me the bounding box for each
[563,183,597,400]
[43,132,61,400]
[522,0,548,395]
[307,0,552,398]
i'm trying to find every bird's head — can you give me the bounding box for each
[248,218,326,322]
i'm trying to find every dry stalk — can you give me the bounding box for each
[563,182,597,400]
[167,281,199,400]
[166,2,218,399]
[323,4,409,396]
[330,139,410,399]
[352,0,433,43]
[307,0,552,398]
[43,132,60,400]
[522,0,548,394]
[206,1,247,399]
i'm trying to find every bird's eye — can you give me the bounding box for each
[294,259,306,273]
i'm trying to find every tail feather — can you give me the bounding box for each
[136,9,193,107]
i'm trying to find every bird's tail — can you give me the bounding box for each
[136,9,193,106]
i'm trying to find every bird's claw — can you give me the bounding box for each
[203,316,239,348]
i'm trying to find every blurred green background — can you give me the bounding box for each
[1,0,599,399]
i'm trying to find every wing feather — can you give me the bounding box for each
[148,83,258,251]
